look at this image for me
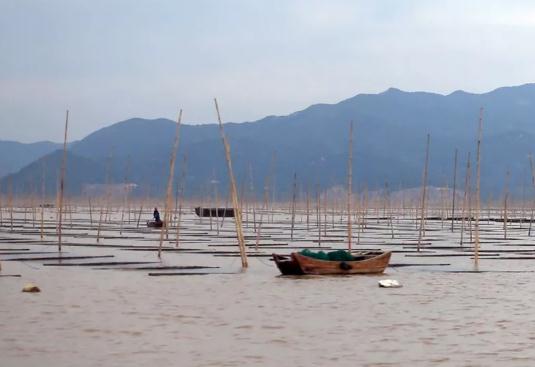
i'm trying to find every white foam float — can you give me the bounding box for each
[378,279,402,288]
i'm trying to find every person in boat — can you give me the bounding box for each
[153,207,161,223]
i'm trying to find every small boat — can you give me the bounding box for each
[272,253,304,275]
[146,220,164,228]
[194,207,234,218]
[272,250,391,275]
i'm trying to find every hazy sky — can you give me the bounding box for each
[2,0,535,142]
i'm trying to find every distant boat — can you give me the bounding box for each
[194,207,234,218]
[146,220,164,228]
[273,251,391,275]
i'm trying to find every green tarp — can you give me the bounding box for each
[299,249,354,261]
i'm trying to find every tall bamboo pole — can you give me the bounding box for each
[306,186,310,231]
[316,185,321,247]
[290,172,297,240]
[175,154,188,247]
[214,99,248,268]
[347,121,353,251]
[120,156,131,235]
[451,148,458,232]
[40,160,45,240]
[460,152,471,246]
[8,179,13,232]
[57,110,69,252]
[97,153,113,243]
[474,108,483,268]
[417,134,430,251]
[528,155,535,237]
[88,196,93,227]
[0,182,2,228]
[503,169,510,240]
[158,110,182,259]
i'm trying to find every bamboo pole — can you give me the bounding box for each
[290,172,297,240]
[57,110,69,252]
[528,155,535,237]
[417,134,430,252]
[158,110,182,259]
[214,99,248,268]
[247,163,254,228]
[0,182,2,228]
[31,184,36,228]
[460,152,471,246]
[306,186,310,231]
[175,154,188,247]
[136,204,143,228]
[120,156,131,235]
[97,153,113,243]
[503,169,510,240]
[474,107,483,268]
[8,179,13,232]
[386,182,394,239]
[317,186,321,247]
[88,196,93,227]
[451,148,458,232]
[40,160,45,240]
[347,121,353,251]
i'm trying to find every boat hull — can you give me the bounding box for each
[146,220,164,228]
[293,251,391,275]
[194,207,235,218]
[272,254,304,275]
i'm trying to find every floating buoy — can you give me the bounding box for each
[22,283,41,293]
[378,279,402,288]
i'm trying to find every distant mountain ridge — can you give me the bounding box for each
[3,83,535,198]
[0,140,61,177]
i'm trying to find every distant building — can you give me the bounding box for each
[81,183,137,198]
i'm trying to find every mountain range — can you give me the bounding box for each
[3,83,535,199]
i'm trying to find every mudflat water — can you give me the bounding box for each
[2,207,535,366]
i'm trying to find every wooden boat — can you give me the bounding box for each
[194,207,234,218]
[273,251,391,275]
[272,254,304,275]
[146,220,164,228]
[294,251,391,275]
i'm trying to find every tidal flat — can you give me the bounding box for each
[2,205,535,366]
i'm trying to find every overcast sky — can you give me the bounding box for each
[2,0,535,142]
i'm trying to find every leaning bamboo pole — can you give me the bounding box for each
[347,121,353,251]
[57,110,69,252]
[474,108,483,268]
[214,99,248,268]
[158,110,182,259]
[417,134,430,252]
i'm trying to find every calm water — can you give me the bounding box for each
[2,209,535,366]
